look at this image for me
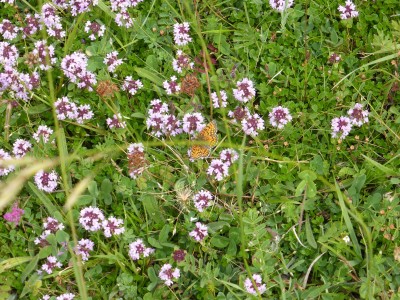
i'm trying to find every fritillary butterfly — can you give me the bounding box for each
[189,120,218,159]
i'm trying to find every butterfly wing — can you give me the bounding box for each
[189,145,211,159]
[197,120,218,147]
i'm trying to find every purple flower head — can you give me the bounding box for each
[52,0,70,9]
[32,40,57,70]
[34,170,59,193]
[173,22,192,46]
[331,116,352,140]
[158,263,180,286]
[56,293,75,300]
[13,139,32,158]
[43,217,65,233]
[269,0,294,11]
[347,103,369,127]
[3,203,24,225]
[228,106,250,123]
[329,53,341,64]
[269,106,292,129]
[242,113,265,136]
[0,19,19,40]
[104,51,123,73]
[173,249,186,262]
[0,149,14,176]
[61,52,88,83]
[193,190,213,212]
[338,0,359,20]
[244,274,267,295]
[107,113,126,129]
[70,0,98,16]
[115,11,134,28]
[75,104,94,124]
[163,75,181,95]
[22,14,41,38]
[148,99,169,115]
[172,50,193,73]
[220,149,239,166]
[128,239,154,260]
[163,114,182,136]
[0,42,19,66]
[34,231,51,247]
[84,21,106,41]
[40,256,62,275]
[146,112,165,137]
[75,238,94,261]
[182,113,205,135]
[33,125,54,143]
[189,222,208,242]
[211,90,228,109]
[102,216,125,237]
[79,207,105,232]
[77,70,97,91]
[54,97,78,120]
[207,159,229,181]
[233,78,256,103]
[122,76,143,96]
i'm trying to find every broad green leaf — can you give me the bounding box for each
[210,235,230,249]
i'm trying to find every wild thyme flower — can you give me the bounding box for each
[3,203,24,225]
[127,143,146,179]
[146,112,165,137]
[32,40,57,70]
[228,106,250,123]
[13,139,32,158]
[84,21,106,40]
[172,249,186,262]
[220,149,239,166]
[34,170,59,193]
[34,231,51,247]
[75,238,94,261]
[172,50,193,73]
[189,222,208,242]
[33,125,54,143]
[56,294,75,300]
[173,22,192,46]
[244,274,266,295]
[77,70,97,91]
[104,51,123,73]
[107,113,126,129]
[242,113,265,136]
[207,159,229,181]
[122,76,143,96]
[0,19,19,40]
[233,78,256,103]
[269,106,292,129]
[328,53,341,64]
[0,42,19,66]
[40,256,62,275]
[269,0,294,11]
[61,52,88,83]
[128,239,154,260]
[115,11,134,28]
[43,217,65,233]
[163,114,182,136]
[347,103,369,127]
[158,264,180,286]
[331,116,352,139]
[75,104,94,124]
[211,90,228,108]
[102,216,125,237]
[338,0,359,20]
[70,0,98,16]
[0,149,14,176]
[163,75,181,95]
[22,14,41,38]
[0,67,33,101]
[148,99,169,115]
[79,207,105,232]
[54,97,78,120]
[52,0,70,9]
[182,113,205,135]
[110,0,143,11]
[193,190,213,212]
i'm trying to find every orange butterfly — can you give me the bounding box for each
[189,121,218,159]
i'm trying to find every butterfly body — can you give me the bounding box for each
[189,121,218,159]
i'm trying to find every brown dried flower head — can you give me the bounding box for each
[96,80,119,98]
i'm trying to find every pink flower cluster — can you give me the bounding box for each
[39,256,62,275]
[33,125,54,143]
[13,139,32,158]
[338,0,359,20]
[158,263,180,286]
[207,149,238,181]
[269,106,292,129]
[0,149,14,176]
[122,76,143,96]
[42,293,75,300]
[34,170,59,193]
[173,22,192,46]
[163,75,181,95]
[244,274,267,295]
[104,51,123,73]
[41,3,66,39]
[3,203,24,225]
[34,217,65,247]
[331,103,369,140]
[211,90,228,109]
[128,238,154,260]
[193,190,213,212]
[32,40,57,70]
[233,78,256,103]
[146,99,183,137]
[172,50,193,73]
[84,20,106,40]
[79,206,125,237]
[54,96,94,124]
[61,52,97,91]
[269,0,294,11]
[75,238,95,261]
[110,0,144,28]
[189,222,208,242]
[107,113,126,129]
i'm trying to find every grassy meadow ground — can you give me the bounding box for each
[0,0,399,299]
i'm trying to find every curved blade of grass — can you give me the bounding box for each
[362,154,398,176]
[64,175,94,211]
[334,181,362,258]
[0,257,32,274]
[134,67,164,86]
[28,182,63,221]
